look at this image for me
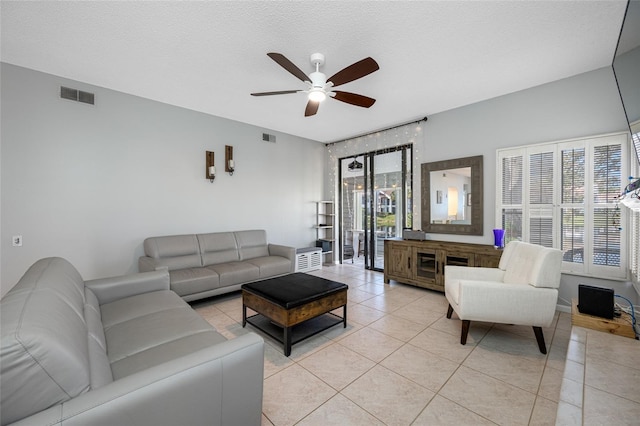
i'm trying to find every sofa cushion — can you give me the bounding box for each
[143,234,202,270]
[235,230,269,260]
[0,257,91,426]
[198,232,240,266]
[100,290,226,379]
[100,289,192,328]
[245,256,291,278]
[169,267,220,297]
[207,262,260,286]
[110,330,227,379]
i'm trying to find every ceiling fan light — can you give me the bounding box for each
[308,89,326,102]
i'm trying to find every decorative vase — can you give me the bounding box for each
[493,229,505,249]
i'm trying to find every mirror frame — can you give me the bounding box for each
[421,155,483,235]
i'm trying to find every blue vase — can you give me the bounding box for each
[493,229,505,249]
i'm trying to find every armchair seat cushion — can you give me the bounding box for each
[449,279,558,326]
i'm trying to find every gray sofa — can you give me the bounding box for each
[0,257,264,426]
[139,229,295,302]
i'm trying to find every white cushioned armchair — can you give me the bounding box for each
[444,241,562,354]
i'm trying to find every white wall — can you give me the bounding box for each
[1,63,325,297]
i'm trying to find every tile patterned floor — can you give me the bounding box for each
[189,264,636,425]
[555,325,640,425]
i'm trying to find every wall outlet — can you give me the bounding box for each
[12,235,22,247]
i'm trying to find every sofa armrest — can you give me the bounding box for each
[138,256,169,272]
[85,270,170,305]
[12,333,265,426]
[269,244,296,272]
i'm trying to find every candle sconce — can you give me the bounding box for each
[206,151,216,183]
[225,145,235,176]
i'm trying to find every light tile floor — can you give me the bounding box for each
[191,264,583,425]
[555,325,640,425]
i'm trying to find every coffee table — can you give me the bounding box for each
[241,273,348,356]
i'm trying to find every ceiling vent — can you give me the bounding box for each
[262,133,276,143]
[60,86,95,105]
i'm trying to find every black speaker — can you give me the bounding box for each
[578,284,614,319]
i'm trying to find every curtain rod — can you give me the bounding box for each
[326,116,428,146]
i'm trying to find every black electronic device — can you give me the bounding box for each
[577,284,614,319]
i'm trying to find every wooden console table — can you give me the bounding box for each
[383,238,502,292]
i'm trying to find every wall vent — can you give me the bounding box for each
[262,133,276,143]
[60,86,95,105]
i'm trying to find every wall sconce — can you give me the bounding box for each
[206,151,216,182]
[225,145,235,176]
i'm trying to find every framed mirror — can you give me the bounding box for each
[421,155,483,235]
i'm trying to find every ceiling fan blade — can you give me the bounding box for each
[328,57,379,87]
[267,53,310,83]
[251,90,301,96]
[332,91,376,108]
[305,100,319,117]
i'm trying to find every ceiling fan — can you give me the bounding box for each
[251,52,379,117]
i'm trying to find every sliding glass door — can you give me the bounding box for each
[339,145,412,271]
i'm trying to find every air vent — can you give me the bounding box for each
[78,90,94,105]
[262,133,276,143]
[60,86,78,101]
[60,86,95,105]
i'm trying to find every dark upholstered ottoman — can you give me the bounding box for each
[241,273,348,356]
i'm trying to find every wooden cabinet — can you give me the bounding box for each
[384,239,502,292]
[386,241,411,278]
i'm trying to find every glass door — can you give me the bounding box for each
[339,145,412,271]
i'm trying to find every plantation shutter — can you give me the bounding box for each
[560,147,585,265]
[500,153,523,243]
[592,144,622,267]
[497,132,627,279]
[529,151,554,247]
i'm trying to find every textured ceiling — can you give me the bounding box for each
[0,1,628,143]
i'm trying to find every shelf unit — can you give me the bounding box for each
[315,201,335,264]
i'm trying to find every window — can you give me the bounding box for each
[629,126,640,284]
[497,133,628,279]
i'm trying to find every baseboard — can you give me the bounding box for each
[556,303,571,313]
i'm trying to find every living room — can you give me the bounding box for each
[2,1,639,425]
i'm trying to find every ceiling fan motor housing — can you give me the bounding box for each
[309,71,326,88]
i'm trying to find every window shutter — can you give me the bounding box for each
[497,132,627,279]
[631,210,640,281]
[561,208,585,264]
[592,144,622,267]
[560,147,586,265]
[502,156,523,205]
[500,155,523,243]
[561,148,585,204]
[529,152,554,247]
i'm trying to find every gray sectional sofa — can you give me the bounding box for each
[0,257,264,426]
[139,229,295,302]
